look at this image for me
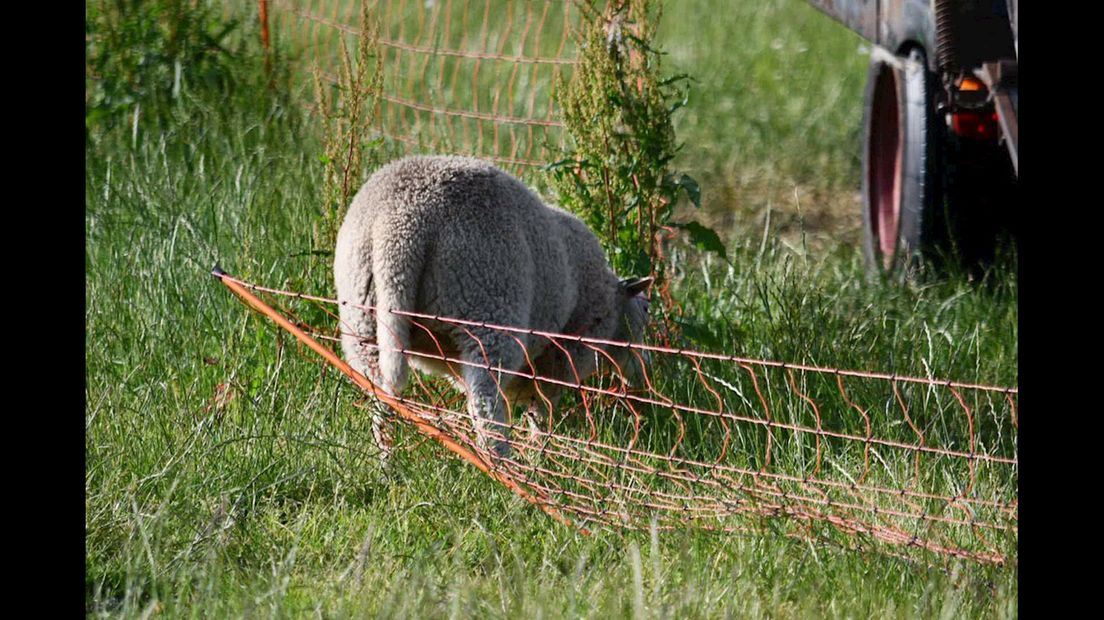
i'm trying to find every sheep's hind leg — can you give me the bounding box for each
[348,352,396,467]
[338,307,397,467]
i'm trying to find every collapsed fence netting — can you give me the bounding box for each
[259,0,588,177]
[213,268,1019,566]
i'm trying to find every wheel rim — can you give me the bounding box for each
[868,66,903,271]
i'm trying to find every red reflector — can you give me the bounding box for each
[952,111,1000,140]
[958,77,985,92]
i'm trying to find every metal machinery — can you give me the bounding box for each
[807,0,1018,275]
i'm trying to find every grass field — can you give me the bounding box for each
[659,0,870,246]
[86,0,1018,616]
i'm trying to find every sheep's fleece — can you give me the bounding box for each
[334,155,652,453]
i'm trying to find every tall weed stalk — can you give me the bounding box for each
[551,0,725,338]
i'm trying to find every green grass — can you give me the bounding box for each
[86,0,1017,617]
[658,0,870,246]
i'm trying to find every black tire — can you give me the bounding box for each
[861,48,936,278]
[936,114,1018,275]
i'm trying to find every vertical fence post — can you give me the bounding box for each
[259,0,270,50]
[258,0,272,85]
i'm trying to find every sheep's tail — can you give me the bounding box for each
[372,226,428,397]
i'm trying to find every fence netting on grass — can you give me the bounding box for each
[262,0,593,176]
[215,270,1019,566]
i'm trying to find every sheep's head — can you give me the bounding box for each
[610,276,654,384]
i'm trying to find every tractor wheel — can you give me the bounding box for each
[860,48,937,278]
[862,47,1018,279]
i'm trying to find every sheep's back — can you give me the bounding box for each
[357,156,581,336]
[353,156,546,229]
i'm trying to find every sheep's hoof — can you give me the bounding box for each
[373,443,395,475]
[473,429,513,461]
[524,408,542,437]
[367,403,395,467]
[491,438,512,460]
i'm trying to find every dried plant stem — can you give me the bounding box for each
[312,2,383,252]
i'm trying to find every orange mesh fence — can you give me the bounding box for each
[262,0,592,177]
[213,269,1019,566]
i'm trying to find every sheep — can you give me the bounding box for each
[334,155,653,457]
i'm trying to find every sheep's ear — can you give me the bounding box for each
[621,276,654,297]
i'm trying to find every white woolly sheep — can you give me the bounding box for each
[334,155,652,456]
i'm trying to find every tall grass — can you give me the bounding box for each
[86,0,1016,616]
